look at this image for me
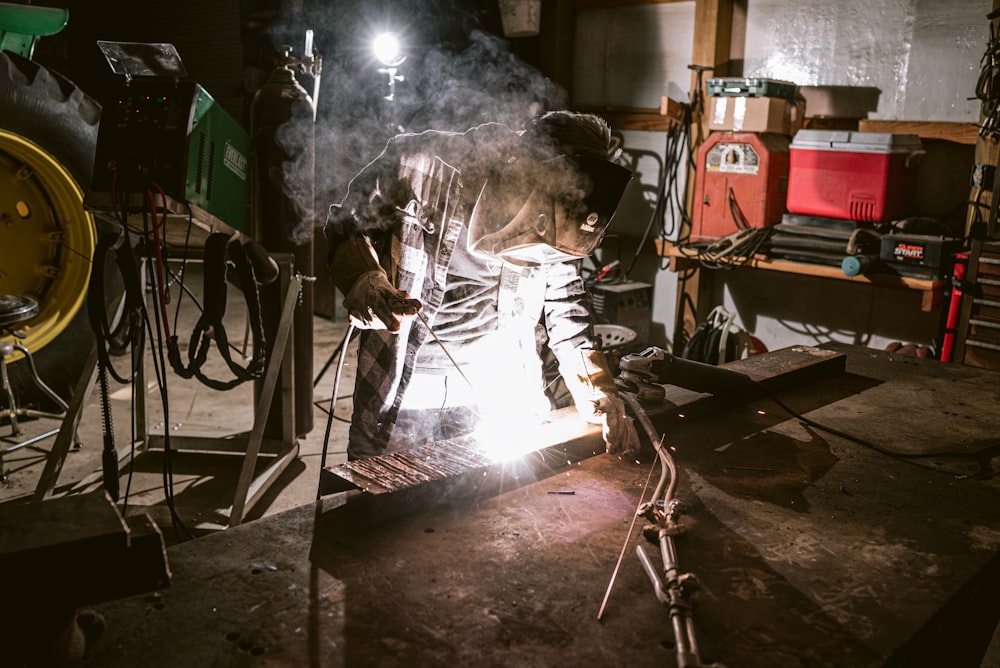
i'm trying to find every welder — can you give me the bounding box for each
[324,110,640,460]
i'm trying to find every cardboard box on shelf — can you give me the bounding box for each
[708,96,805,135]
[798,85,879,119]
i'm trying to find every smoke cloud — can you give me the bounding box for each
[264,0,567,212]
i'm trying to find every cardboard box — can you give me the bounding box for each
[708,96,805,135]
[798,85,879,119]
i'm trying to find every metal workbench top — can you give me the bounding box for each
[82,344,1000,667]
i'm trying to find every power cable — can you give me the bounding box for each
[753,380,998,475]
[317,322,356,500]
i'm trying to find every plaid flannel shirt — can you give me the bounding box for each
[325,125,597,455]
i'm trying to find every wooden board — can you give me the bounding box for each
[76,345,1000,667]
[656,239,947,312]
[858,119,979,145]
[0,491,170,608]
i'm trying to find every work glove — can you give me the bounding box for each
[343,270,408,331]
[559,348,640,457]
[595,394,641,457]
[330,237,420,331]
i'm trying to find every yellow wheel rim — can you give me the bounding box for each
[0,129,95,362]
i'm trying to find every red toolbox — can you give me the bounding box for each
[786,130,923,222]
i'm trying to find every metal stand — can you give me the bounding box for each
[34,256,302,528]
[0,295,79,479]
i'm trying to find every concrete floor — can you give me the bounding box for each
[0,275,356,544]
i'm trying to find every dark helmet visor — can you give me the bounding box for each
[468,155,631,266]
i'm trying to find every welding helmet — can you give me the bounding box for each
[467,151,631,266]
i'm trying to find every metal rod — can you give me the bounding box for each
[597,450,660,621]
[415,311,476,393]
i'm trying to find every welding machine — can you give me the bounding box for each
[690,132,790,243]
[590,280,653,345]
[86,41,251,233]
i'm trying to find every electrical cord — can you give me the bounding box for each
[752,379,998,476]
[678,226,773,270]
[314,324,361,387]
[317,323,356,500]
[622,115,691,279]
[100,176,192,539]
[139,205,193,541]
[165,232,267,391]
[976,18,1000,140]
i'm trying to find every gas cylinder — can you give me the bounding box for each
[251,46,316,439]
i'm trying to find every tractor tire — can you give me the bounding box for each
[0,50,110,410]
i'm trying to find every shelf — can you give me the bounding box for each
[857,120,979,145]
[654,239,948,311]
[577,98,685,132]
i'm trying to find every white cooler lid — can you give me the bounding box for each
[791,129,922,153]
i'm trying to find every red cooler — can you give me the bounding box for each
[787,130,923,222]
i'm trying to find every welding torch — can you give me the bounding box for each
[389,291,478,394]
[618,391,723,668]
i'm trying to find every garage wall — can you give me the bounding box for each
[743,0,986,122]
[572,0,990,355]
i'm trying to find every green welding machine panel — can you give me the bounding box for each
[184,87,250,232]
[89,80,251,233]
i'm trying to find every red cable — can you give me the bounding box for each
[145,186,172,340]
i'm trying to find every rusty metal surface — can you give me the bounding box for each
[320,410,609,496]
[329,436,494,494]
[322,346,848,497]
[80,345,1000,667]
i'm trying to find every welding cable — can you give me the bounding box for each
[165,263,202,306]
[171,211,196,326]
[976,20,1000,140]
[162,261,254,362]
[313,326,361,389]
[88,229,145,384]
[139,206,193,540]
[727,187,750,231]
[415,310,476,393]
[146,186,172,340]
[846,227,882,255]
[194,238,267,388]
[627,118,690,278]
[694,226,773,270]
[166,233,267,390]
[317,322,357,500]
[752,380,999,471]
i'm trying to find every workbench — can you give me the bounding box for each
[80,344,1000,667]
